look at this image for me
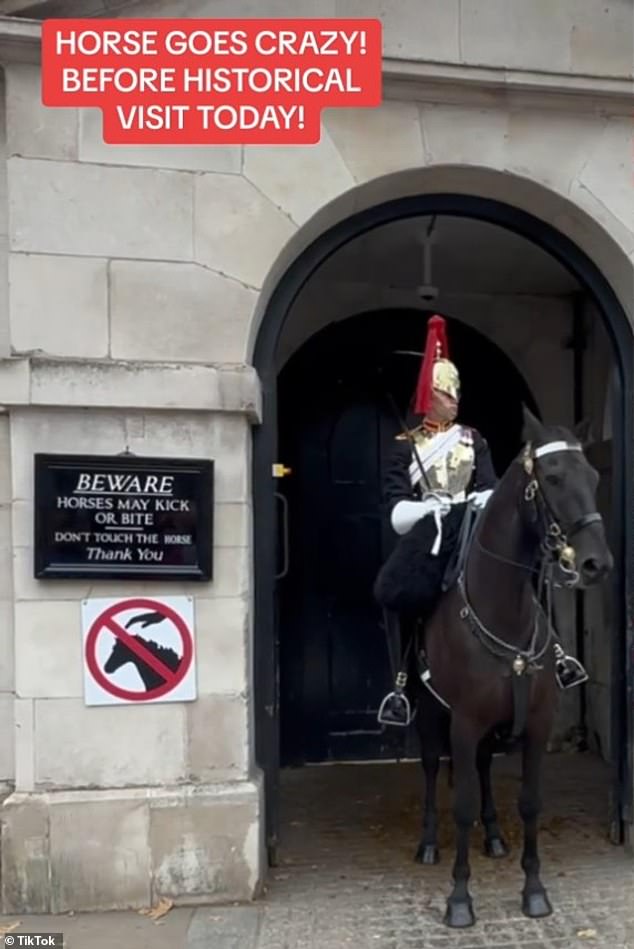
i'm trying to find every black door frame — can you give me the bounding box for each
[253,193,634,864]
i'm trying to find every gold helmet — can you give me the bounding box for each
[432,356,460,401]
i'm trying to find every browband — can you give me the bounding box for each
[534,441,582,458]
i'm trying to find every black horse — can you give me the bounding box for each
[403,407,613,928]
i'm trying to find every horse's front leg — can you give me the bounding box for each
[477,734,509,858]
[444,715,482,928]
[519,724,553,918]
[415,746,441,864]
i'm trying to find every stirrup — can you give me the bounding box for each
[377,671,413,727]
[555,654,589,690]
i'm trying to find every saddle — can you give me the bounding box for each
[377,501,481,727]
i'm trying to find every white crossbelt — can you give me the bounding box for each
[408,424,463,488]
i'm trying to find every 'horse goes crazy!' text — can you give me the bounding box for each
[41,18,383,144]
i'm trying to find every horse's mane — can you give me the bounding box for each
[130,636,181,665]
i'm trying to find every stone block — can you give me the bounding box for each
[34,699,187,788]
[0,415,10,505]
[1,793,50,913]
[420,103,507,168]
[0,239,9,360]
[14,698,34,792]
[4,63,78,161]
[214,503,250,548]
[2,780,262,914]
[110,260,255,363]
[0,600,14,692]
[15,601,83,699]
[205,547,250,598]
[336,0,460,61]
[79,107,241,173]
[323,101,424,183]
[194,598,248,696]
[9,253,109,358]
[28,359,260,417]
[8,158,193,260]
[506,111,607,193]
[0,507,13,600]
[194,173,297,289]
[460,0,572,72]
[244,130,354,225]
[149,783,261,903]
[0,694,14,782]
[568,2,634,77]
[0,357,30,406]
[49,794,151,912]
[576,117,633,235]
[187,694,249,781]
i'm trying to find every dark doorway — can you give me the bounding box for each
[277,309,539,765]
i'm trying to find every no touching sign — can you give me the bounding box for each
[41,18,383,145]
[82,596,197,705]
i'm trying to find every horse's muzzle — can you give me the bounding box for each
[578,549,614,587]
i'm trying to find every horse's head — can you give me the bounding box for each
[521,406,614,590]
[104,637,129,674]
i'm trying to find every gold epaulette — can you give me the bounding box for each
[395,425,423,441]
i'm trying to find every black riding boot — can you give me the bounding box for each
[377,611,414,727]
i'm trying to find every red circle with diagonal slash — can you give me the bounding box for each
[85,598,193,701]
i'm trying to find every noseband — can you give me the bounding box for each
[523,440,603,587]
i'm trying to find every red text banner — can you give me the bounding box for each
[41,18,383,145]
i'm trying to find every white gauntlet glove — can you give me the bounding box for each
[468,489,494,509]
[390,497,450,535]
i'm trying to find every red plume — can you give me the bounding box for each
[414,315,449,415]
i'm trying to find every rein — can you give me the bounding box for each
[455,438,603,736]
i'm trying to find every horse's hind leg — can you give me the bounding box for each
[519,727,553,918]
[477,734,509,858]
[444,715,483,928]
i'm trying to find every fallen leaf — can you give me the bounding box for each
[577,930,597,940]
[0,922,21,934]
[139,897,174,922]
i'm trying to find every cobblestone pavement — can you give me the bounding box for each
[254,750,634,949]
[1,751,631,948]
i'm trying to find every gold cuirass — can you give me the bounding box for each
[411,427,475,497]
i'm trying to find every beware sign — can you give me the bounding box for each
[82,596,196,705]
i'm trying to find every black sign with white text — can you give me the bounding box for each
[34,454,213,580]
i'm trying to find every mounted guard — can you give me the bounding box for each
[374,314,588,727]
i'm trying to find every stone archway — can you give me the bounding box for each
[251,180,634,865]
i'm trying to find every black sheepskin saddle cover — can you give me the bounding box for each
[373,504,468,614]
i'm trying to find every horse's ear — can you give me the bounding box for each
[521,404,544,444]
[573,418,593,448]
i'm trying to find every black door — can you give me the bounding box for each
[277,310,536,765]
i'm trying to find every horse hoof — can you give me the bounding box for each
[522,891,553,918]
[414,844,439,865]
[444,900,476,928]
[484,836,509,858]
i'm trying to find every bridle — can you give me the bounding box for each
[457,438,603,677]
[522,439,603,587]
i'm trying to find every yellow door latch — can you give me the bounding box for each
[272,463,292,478]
